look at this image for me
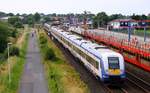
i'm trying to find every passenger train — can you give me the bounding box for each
[44,23,126,83]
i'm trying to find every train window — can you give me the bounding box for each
[67,33,72,35]
[76,38,83,41]
[125,22,128,26]
[108,57,119,69]
[86,54,99,69]
[68,42,99,69]
[120,22,124,26]
[95,46,108,50]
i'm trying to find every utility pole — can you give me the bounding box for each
[7,42,12,84]
[83,11,88,30]
[144,27,147,42]
[128,22,131,42]
[97,20,100,29]
[144,24,147,42]
[83,11,91,34]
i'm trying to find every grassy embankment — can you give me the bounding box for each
[0,27,30,93]
[37,28,89,93]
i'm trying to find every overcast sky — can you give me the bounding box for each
[0,0,149,15]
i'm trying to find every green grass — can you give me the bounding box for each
[38,32,64,93]
[46,62,64,93]
[38,29,89,93]
[133,29,150,37]
[0,32,29,93]
[135,29,150,33]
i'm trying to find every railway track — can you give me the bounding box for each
[102,84,128,93]
[126,71,150,93]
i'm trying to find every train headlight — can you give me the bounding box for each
[121,74,126,78]
[102,75,109,78]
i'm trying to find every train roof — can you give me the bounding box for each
[62,32,77,39]
[53,27,122,59]
[81,42,121,58]
[70,37,91,46]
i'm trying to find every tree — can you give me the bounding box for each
[14,21,23,28]
[0,12,6,17]
[131,14,140,20]
[93,12,109,27]
[109,14,124,21]
[131,14,147,20]
[141,14,147,20]
[7,13,14,16]
[43,16,51,23]
[93,16,98,28]
[16,13,20,16]
[52,13,57,17]
[34,12,41,23]
[8,16,23,28]
[148,15,150,20]
[0,22,10,52]
[27,14,35,26]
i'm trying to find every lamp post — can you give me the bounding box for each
[7,42,12,84]
[128,22,131,42]
[144,27,146,42]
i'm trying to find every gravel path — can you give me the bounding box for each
[19,32,48,93]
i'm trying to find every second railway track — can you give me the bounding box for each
[125,71,150,93]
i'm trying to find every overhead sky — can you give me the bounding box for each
[0,0,149,15]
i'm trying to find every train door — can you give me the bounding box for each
[98,60,102,78]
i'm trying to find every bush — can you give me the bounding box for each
[4,46,20,58]
[10,46,20,56]
[0,22,10,52]
[45,48,56,60]
[39,33,47,45]
[11,29,18,38]
[0,53,5,61]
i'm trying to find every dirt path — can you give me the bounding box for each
[19,32,48,93]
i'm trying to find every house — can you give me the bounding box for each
[108,19,138,29]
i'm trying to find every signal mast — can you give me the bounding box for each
[83,11,91,36]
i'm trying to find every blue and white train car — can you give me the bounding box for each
[48,25,126,83]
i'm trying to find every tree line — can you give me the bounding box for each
[0,21,19,60]
[0,11,150,55]
[1,11,150,28]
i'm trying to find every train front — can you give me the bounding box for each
[101,52,126,83]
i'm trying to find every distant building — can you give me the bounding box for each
[0,16,9,22]
[0,16,24,22]
[108,19,150,30]
[108,19,138,29]
[79,20,93,29]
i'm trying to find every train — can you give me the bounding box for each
[68,26,84,35]
[44,23,126,83]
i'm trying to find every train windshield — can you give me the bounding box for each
[108,57,120,69]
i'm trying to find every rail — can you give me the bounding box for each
[126,71,150,93]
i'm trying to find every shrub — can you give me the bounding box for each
[39,33,47,45]
[0,53,5,61]
[11,29,18,38]
[10,46,20,56]
[45,48,56,60]
[0,22,10,52]
[4,46,20,58]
